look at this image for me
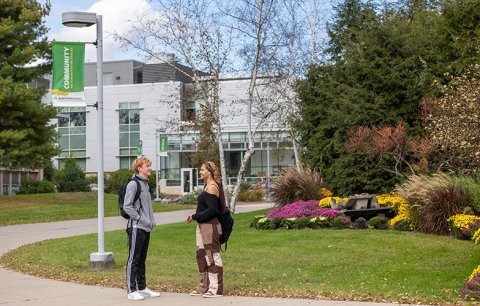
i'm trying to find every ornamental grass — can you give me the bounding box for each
[396,173,470,235]
[270,165,324,207]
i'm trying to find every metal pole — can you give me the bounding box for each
[267,140,270,178]
[96,15,105,253]
[266,140,271,197]
[155,129,160,201]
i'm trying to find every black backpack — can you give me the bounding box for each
[118,178,142,219]
[218,208,234,251]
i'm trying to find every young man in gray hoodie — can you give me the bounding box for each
[123,157,160,301]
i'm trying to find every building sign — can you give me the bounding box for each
[51,41,86,107]
[159,136,168,156]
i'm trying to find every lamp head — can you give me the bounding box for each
[62,11,97,27]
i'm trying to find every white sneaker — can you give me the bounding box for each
[202,291,223,298]
[138,287,161,297]
[127,291,145,300]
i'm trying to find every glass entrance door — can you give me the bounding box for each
[181,168,195,194]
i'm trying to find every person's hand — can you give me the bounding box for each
[186,215,193,223]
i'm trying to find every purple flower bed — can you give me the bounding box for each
[267,200,342,219]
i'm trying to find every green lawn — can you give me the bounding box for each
[0,192,194,226]
[1,209,478,304]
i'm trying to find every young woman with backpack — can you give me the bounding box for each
[186,161,227,298]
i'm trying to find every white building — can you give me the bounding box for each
[46,60,296,195]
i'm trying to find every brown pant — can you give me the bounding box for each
[195,220,223,295]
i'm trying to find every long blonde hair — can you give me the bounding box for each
[203,161,226,208]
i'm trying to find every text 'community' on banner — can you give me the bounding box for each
[52,41,86,107]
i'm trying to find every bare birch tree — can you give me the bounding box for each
[113,0,328,213]
[221,0,328,210]
[112,0,233,201]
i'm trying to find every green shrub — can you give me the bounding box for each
[331,215,351,229]
[367,216,389,229]
[270,164,324,207]
[86,175,97,185]
[392,220,411,231]
[453,175,480,215]
[250,214,351,230]
[42,160,56,182]
[249,215,271,229]
[105,169,134,194]
[240,180,251,192]
[55,158,90,192]
[178,190,201,205]
[17,180,55,194]
[104,169,156,197]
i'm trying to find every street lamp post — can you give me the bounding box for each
[62,11,114,270]
[155,128,166,201]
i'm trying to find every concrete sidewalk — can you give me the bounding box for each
[0,203,416,306]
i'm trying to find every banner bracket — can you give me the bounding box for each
[87,102,98,109]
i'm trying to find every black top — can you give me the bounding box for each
[192,191,221,223]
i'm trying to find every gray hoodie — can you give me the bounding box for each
[122,174,156,232]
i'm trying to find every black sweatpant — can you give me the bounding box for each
[126,226,150,293]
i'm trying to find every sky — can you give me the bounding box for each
[42,0,341,66]
[43,0,152,62]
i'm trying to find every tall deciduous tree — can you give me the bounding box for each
[0,0,58,169]
[423,64,480,173]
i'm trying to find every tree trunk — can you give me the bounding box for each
[289,128,301,169]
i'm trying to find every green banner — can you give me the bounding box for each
[136,140,143,156]
[159,136,168,156]
[51,41,86,107]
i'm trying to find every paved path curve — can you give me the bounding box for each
[0,203,416,306]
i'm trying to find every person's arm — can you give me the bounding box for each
[123,180,140,221]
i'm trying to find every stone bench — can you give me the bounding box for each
[331,193,393,222]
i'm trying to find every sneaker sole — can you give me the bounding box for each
[202,294,223,298]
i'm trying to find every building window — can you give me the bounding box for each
[58,107,87,170]
[184,100,196,121]
[119,102,140,169]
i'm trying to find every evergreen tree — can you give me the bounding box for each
[296,0,480,194]
[55,158,90,192]
[0,0,58,169]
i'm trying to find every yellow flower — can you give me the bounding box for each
[468,264,480,281]
[473,228,480,244]
[448,214,479,230]
[377,193,407,208]
[318,196,348,208]
[319,187,333,198]
[389,203,415,230]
